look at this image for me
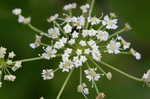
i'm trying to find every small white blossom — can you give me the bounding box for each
[39,97,44,99]
[77,83,89,95]
[130,48,141,60]
[80,56,87,63]
[84,48,91,55]
[48,27,60,39]
[79,40,87,46]
[42,69,54,80]
[96,31,109,42]
[73,56,82,67]
[68,39,75,45]
[80,4,90,13]
[143,69,150,83]
[12,61,22,72]
[107,40,121,54]
[30,35,42,49]
[47,14,59,23]
[88,17,101,25]
[12,8,22,15]
[42,46,57,60]
[72,31,79,38]
[0,47,7,58]
[76,49,82,56]
[121,40,131,50]
[84,68,101,81]
[102,15,118,30]
[8,51,16,58]
[6,60,13,65]
[63,24,72,33]
[91,50,102,61]
[59,60,74,72]
[4,75,16,82]
[63,3,77,10]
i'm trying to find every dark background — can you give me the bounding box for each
[0,0,150,99]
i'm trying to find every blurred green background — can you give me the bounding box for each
[0,0,150,99]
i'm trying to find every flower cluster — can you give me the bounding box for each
[11,0,148,99]
[0,46,22,88]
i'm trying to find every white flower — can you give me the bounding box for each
[80,56,87,63]
[63,24,72,33]
[4,75,16,82]
[96,31,109,42]
[72,31,79,38]
[130,48,141,60]
[0,82,2,88]
[79,40,87,47]
[88,17,101,25]
[6,60,13,65]
[143,69,150,83]
[73,56,82,67]
[63,3,77,10]
[12,8,22,15]
[121,39,131,50]
[30,35,42,49]
[84,68,101,81]
[42,69,54,80]
[39,97,44,99]
[59,60,74,72]
[91,50,102,61]
[102,15,118,30]
[76,49,82,56]
[18,15,25,23]
[8,51,16,58]
[107,40,121,54]
[68,39,75,45]
[77,83,89,95]
[80,4,90,13]
[42,46,57,60]
[12,61,22,72]
[87,40,96,47]
[47,14,59,23]
[84,48,91,55]
[0,47,7,58]
[54,37,67,49]
[48,27,60,39]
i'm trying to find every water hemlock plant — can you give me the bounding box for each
[0,0,150,99]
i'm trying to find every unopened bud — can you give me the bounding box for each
[106,72,112,80]
[124,23,132,31]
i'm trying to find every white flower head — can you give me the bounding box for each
[68,39,75,45]
[88,17,101,25]
[96,31,109,42]
[48,27,60,39]
[72,31,79,38]
[143,69,150,83]
[8,51,16,59]
[80,4,90,13]
[30,35,42,49]
[42,46,57,60]
[12,8,22,15]
[12,61,22,72]
[42,69,54,80]
[84,68,101,81]
[47,14,59,23]
[59,60,74,72]
[79,40,87,47]
[107,40,121,54]
[130,48,141,60]
[63,3,77,10]
[0,82,2,88]
[63,24,72,33]
[102,15,118,30]
[0,47,7,58]
[77,83,89,95]
[4,75,16,82]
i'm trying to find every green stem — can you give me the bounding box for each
[13,57,44,63]
[28,24,44,34]
[80,67,82,84]
[100,61,143,82]
[85,0,95,29]
[87,56,107,75]
[109,27,126,39]
[93,81,99,95]
[56,70,73,99]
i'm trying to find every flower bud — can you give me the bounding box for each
[106,72,112,80]
[96,92,106,99]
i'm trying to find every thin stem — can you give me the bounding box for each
[28,24,44,33]
[80,67,82,84]
[56,70,73,99]
[100,61,144,82]
[87,56,107,75]
[85,0,95,29]
[109,27,126,39]
[13,57,44,63]
[93,81,99,95]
